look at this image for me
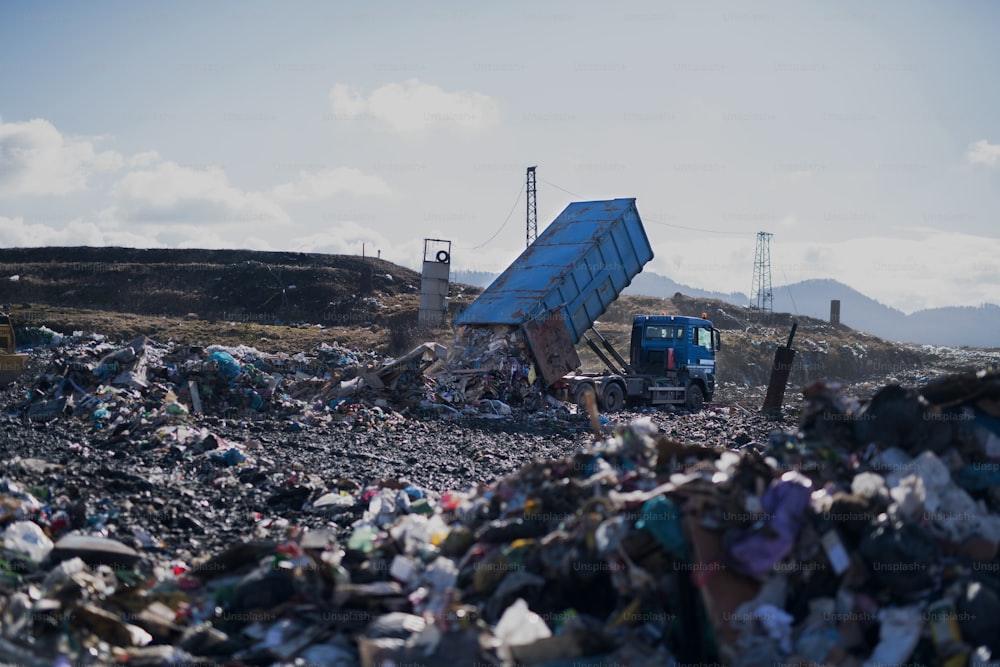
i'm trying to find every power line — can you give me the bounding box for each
[779,264,799,315]
[538,176,754,236]
[537,177,584,199]
[460,182,525,250]
[644,217,756,235]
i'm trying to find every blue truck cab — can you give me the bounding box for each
[628,314,721,408]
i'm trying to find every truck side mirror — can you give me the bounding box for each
[714,329,722,351]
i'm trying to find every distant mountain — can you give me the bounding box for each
[454,269,748,303]
[454,268,999,347]
[767,278,1000,347]
[904,304,1000,348]
[623,272,748,305]
[452,270,497,288]
[770,278,907,335]
[645,274,1000,348]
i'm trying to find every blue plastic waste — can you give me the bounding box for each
[209,448,247,466]
[210,351,241,380]
[248,390,263,410]
[636,495,688,559]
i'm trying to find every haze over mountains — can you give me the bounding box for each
[453,270,1000,349]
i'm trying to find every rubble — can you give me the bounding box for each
[1,341,999,663]
[15,325,565,442]
[18,334,437,435]
[3,325,1000,664]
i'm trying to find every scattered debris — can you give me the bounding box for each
[2,347,999,663]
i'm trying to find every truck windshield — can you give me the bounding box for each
[695,327,713,347]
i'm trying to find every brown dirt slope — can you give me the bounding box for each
[0,246,429,323]
[0,246,485,354]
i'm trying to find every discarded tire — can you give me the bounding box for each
[436,250,450,263]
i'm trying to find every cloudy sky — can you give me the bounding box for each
[1,0,998,313]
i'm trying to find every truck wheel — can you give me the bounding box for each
[574,384,596,411]
[602,383,625,413]
[685,384,704,411]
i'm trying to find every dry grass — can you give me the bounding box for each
[7,304,455,355]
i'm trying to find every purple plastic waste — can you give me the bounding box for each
[724,471,813,576]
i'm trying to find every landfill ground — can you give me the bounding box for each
[2,255,1000,665]
[0,327,807,557]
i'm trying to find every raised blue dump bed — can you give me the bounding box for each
[456,198,653,344]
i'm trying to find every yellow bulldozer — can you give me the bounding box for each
[0,313,28,387]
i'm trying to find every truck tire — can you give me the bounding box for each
[574,384,596,412]
[685,384,704,411]
[602,383,625,412]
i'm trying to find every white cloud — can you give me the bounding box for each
[153,224,273,250]
[128,150,160,167]
[0,117,120,196]
[287,221,398,255]
[0,214,281,252]
[271,167,392,202]
[93,150,125,172]
[109,161,290,226]
[0,114,391,234]
[966,139,1000,167]
[328,85,368,118]
[329,79,499,133]
[0,215,156,248]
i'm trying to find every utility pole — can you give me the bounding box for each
[750,231,774,314]
[526,166,537,247]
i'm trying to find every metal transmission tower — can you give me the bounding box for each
[750,231,774,313]
[525,166,537,247]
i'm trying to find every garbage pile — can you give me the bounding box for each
[17,329,559,437]
[425,325,547,413]
[2,369,999,665]
[17,334,449,433]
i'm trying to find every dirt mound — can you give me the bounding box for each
[0,246,430,325]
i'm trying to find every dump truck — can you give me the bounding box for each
[455,198,721,411]
[552,313,721,411]
[0,313,28,387]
